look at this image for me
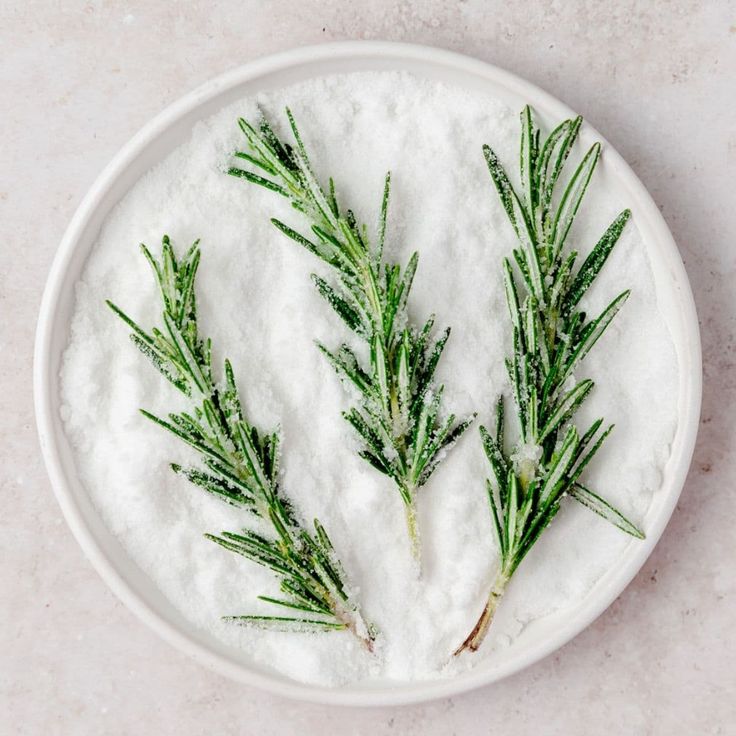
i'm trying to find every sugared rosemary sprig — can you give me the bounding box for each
[454,107,644,656]
[107,235,373,648]
[228,110,474,560]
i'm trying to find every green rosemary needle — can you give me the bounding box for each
[228,109,475,561]
[454,107,645,656]
[107,235,374,649]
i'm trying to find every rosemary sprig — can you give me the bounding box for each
[454,107,645,656]
[107,235,373,649]
[228,110,475,560]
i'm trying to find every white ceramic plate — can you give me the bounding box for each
[34,41,701,706]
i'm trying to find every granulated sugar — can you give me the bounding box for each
[59,72,679,685]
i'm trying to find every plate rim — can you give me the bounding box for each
[33,39,702,706]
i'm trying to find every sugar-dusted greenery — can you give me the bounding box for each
[228,110,475,560]
[107,236,373,648]
[454,107,645,655]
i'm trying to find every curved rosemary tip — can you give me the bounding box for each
[454,107,645,656]
[228,109,475,562]
[107,235,374,650]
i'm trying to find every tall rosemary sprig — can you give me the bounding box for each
[228,110,474,560]
[454,107,645,656]
[107,235,373,648]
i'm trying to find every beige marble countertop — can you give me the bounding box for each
[1,1,734,733]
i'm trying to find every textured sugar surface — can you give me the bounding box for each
[60,72,678,685]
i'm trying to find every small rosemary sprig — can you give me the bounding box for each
[454,107,645,656]
[228,110,474,560]
[107,235,373,648]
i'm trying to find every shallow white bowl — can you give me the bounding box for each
[34,41,701,706]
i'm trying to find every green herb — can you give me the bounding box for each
[454,107,645,656]
[228,109,475,560]
[107,235,373,648]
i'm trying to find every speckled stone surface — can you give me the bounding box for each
[1,1,734,734]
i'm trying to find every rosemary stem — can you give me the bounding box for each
[333,597,375,651]
[347,620,375,653]
[453,570,509,655]
[405,496,420,562]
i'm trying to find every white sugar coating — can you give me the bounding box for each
[59,72,678,686]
